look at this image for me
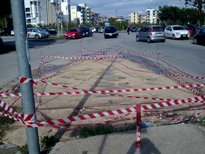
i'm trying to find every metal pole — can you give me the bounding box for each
[10,1,40,154]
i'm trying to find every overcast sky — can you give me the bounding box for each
[71,0,186,17]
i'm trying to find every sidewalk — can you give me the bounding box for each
[50,124,205,154]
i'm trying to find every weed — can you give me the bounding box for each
[17,144,28,154]
[40,135,57,151]
[79,123,136,138]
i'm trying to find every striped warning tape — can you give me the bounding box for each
[44,55,123,61]
[1,78,203,98]
[14,95,205,127]
[161,59,205,80]
[124,48,158,57]
[0,100,34,121]
[115,60,154,73]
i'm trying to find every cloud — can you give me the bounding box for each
[71,0,185,17]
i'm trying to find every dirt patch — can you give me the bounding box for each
[0,54,204,146]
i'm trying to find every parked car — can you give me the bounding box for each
[36,28,50,37]
[136,25,165,43]
[104,26,118,39]
[184,25,196,37]
[193,26,205,45]
[27,28,47,39]
[99,27,104,33]
[165,25,190,39]
[41,27,57,36]
[80,27,92,37]
[64,28,81,39]
[90,27,96,33]
[0,37,4,51]
[0,28,4,36]
[131,26,138,32]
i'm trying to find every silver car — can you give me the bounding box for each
[136,25,166,43]
[27,28,47,39]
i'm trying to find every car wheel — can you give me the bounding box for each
[161,39,166,43]
[35,34,40,39]
[147,37,151,43]
[193,38,198,44]
[136,36,139,42]
[104,35,107,39]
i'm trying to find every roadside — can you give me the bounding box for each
[49,124,205,154]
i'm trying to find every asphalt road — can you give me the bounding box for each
[0,32,205,85]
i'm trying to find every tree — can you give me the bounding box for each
[0,0,11,17]
[158,5,198,25]
[185,0,205,26]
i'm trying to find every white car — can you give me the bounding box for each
[165,25,190,39]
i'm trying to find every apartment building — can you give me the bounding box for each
[146,9,158,24]
[70,3,92,25]
[70,5,82,25]
[128,12,141,24]
[24,0,70,26]
[60,0,71,23]
[24,0,56,25]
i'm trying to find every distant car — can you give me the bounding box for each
[42,27,57,36]
[193,27,205,45]
[99,27,104,33]
[104,26,118,39]
[27,28,47,39]
[184,25,196,37]
[131,26,138,32]
[10,30,14,36]
[0,28,4,36]
[80,27,92,37]
[64,28,81,39]
[36,28,50,37]
[90,27,96,33]
[0,37,4,51]
[165,25,190,39]
[136,25,165,43]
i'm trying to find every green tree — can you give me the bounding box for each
[158,5,199,25]
[185,0,205,26]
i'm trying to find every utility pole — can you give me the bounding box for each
[10,1,40,154]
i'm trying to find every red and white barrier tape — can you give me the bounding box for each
[44,55,123,61]
[0,100,34,121]
[161,59,205,80]
[124,48,158,57]
[16,95,205,127]
[2,78,203,98]
[116,60,154,73]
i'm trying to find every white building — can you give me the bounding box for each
[70,5,82,25]
[70,3,92,25]
[146,9,158,24]
[60,0,71,22]
[128,12,141,24]
[24,0,57,26]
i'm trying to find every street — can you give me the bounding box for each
[0,32,205,85]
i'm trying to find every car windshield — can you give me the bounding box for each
[105,27,116,32]
[173,26,185,30]
[152,27,164,32]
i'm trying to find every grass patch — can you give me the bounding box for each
[79,123,136,138]
[191,118,205,127]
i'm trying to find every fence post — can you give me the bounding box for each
[136,103,141,148]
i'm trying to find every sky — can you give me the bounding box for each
[71,0,186,17]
